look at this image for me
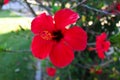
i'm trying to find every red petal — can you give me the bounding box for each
[31,13,54,34]
[64,26,87,51]
[117,3,120,11]
[96,40,102,50]
[97,50,105,59]
[31,35,54,59]
[46,67,56,77]
[96,32,107,42]
[54,8,79,29]
[50,41,74,68]
[4,0,9,4]
[103,41,110,51]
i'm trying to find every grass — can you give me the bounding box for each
[0,10,20,18]
[0,10,35,80]
[0,10,32,34]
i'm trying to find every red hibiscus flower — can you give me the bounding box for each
[46,67,56,77]
[96,32,110,59]
[116,3,120,11]
[31,8,87,68]
[4,0,9,4]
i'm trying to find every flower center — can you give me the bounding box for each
[40,31,52,40]
[52,30,64,42]
[40,30,63,42]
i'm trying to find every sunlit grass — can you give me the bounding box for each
[0,18,32,33]
[0,10,33,33]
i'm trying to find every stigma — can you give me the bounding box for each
[40,31,52,40]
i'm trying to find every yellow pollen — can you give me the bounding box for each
[40,31,52,40]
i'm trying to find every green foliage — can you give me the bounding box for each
[0,30,35,80]
[0,0,3,9]
[0,10,35,80]
[0,10,20,18]
[110,33,120,48]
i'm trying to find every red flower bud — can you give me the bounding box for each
[46,67,56,77]
[95,69,102,74]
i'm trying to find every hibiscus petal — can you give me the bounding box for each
[31,13,54,34]
[50,41,74,68]
[54,8,79,29]
[31,35,54,59]
[97,50,105,59]
[96,32,107,42]
[103,41,111,51]
[96,40,103,50]
[64,26,87,51]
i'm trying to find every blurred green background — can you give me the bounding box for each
[0,10,35,80]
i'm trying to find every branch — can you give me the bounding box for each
[71,0,87,9]
[68,68,72,80]
[73,59,114,70]
[0,48,31,53]
[87,42,96,46]
[72,0,114,15]
[88,59,114,68]
[35,0,52,15]
[87,30,99,35]
[73,63,89,69]
[24,0,37,17]
[98,59,114,68]
[17,0,29,11]
[81,4,113,15]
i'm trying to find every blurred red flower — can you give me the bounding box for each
[4,0,9,4]
[110,3,120,14]
[31,8,87,68]
[96,32,110,59]
[90,67,102,74]
[95,69,102,74]
[116,3,120,11]
[46,67,56,77]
